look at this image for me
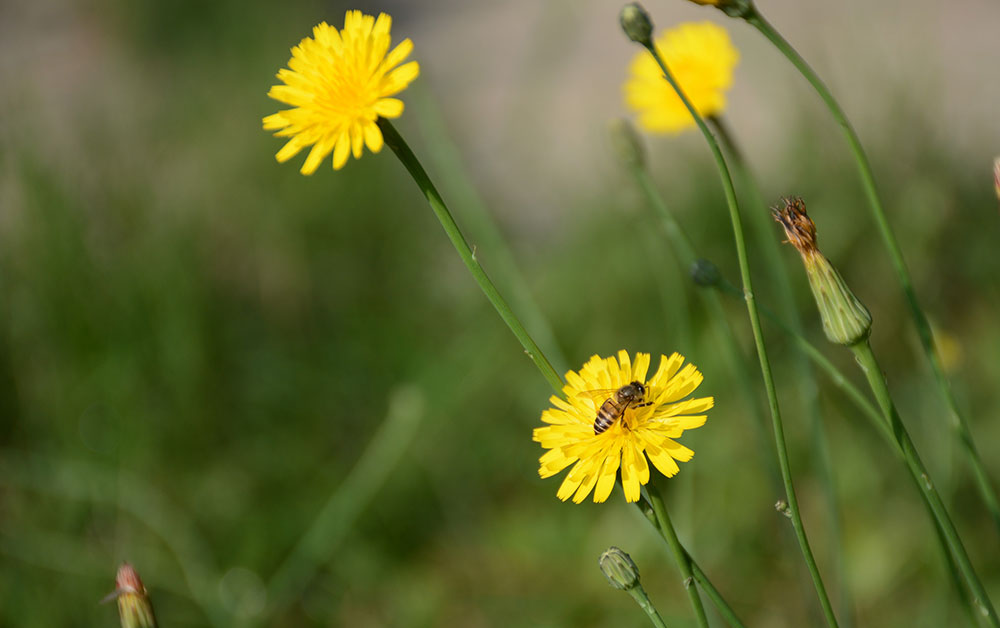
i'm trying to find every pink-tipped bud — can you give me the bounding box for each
[994,157,1000,203]
[106,563,157,628]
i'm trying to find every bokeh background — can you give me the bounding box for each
[2,0,999,625]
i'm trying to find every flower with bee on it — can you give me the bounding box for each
[533,351,713,504]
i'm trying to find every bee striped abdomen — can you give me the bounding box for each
[594,398,625,434]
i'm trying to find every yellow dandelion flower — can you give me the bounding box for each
[533,351,713,504]
[263,11,420,174]
[624,22,738,134]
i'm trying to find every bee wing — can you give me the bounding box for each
[574,388,619,403]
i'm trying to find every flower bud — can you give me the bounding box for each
[619,3,654,47]
[609,118,646,170]
[684,0,755,18]
[690,258,721,288]
[773,197,872,346]
[106,563,157,628]
[994,157,1000,203]
[599,547,641,591]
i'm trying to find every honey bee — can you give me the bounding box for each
[588,381,650,435]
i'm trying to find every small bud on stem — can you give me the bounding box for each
[104,563,158,628]
[599,547,641,591]
[619,3,654,47]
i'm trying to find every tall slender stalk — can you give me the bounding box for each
[645,484,710,628]
[850,341,999,626]
[411,88,569,375]
[377,118,564,395]
[627,157,780,493]
[744,6,1000,534]
[710,278,978,623]
[709,115,853,626]
[266,387,425,616]
[622,10,839,625]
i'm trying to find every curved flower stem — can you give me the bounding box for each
[630,164,780,493]
[711,278,977,622]
[707,124,847,623]
[636,35,840,628]
[626,584,673,628]
[411,87,569,375]
[637,495,748,628]
[645,484,709,628]
[745,7,1000,535]
[266,387,424,617]
[377,118,564,395]
[850,341,999,626]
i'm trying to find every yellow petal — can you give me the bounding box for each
[382,38,413,71]
[332,131,351,170]
[383,61,420,95]
[658,364,704,403]
[649,353,684,389]
[593,443,622,503]
[646,442,681,478]
[350,122,364,158]
[374,98,404,118]
[300,134,336,175]
[633,352,651,383]
[656,396,714,417]
[275,136,309,163]
[363,121,384,153]
[262,112,289,131]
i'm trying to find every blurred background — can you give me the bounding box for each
[2,0,999,625]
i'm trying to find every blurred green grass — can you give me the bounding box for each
[2,1,1000,626]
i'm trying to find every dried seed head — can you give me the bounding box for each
[772,197,819,259]
[773,197,872,346]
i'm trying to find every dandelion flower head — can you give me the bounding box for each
[534,351,713,504]
[263,11,420,174]
[624,21,738,134]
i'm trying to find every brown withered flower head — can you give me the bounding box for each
[773,197,872,346]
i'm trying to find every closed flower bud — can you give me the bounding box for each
[690,258,721,288]
[684,0,755,19]
[106,563,157,628]
[620,3,654,47]
[773,197,872,346]
[599,547,641,591]
[994,157,1000,203]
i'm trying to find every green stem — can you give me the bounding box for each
[712,278,976,623]
[627,585,673,628]
[630,164,781,493]
[411,87,569,375]
[851,341,999,626]
[377,118,564,395]
[265,387,424,617]
[637,498,748,628]
[645,484,710,628]
[639,36,840,628]
[709,115,853,626]
[710,279,976,621]
[745,7,1000,535]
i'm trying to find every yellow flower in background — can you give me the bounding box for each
[533,351,712,504]
[624,22,738,134]
[263,11,420,174]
